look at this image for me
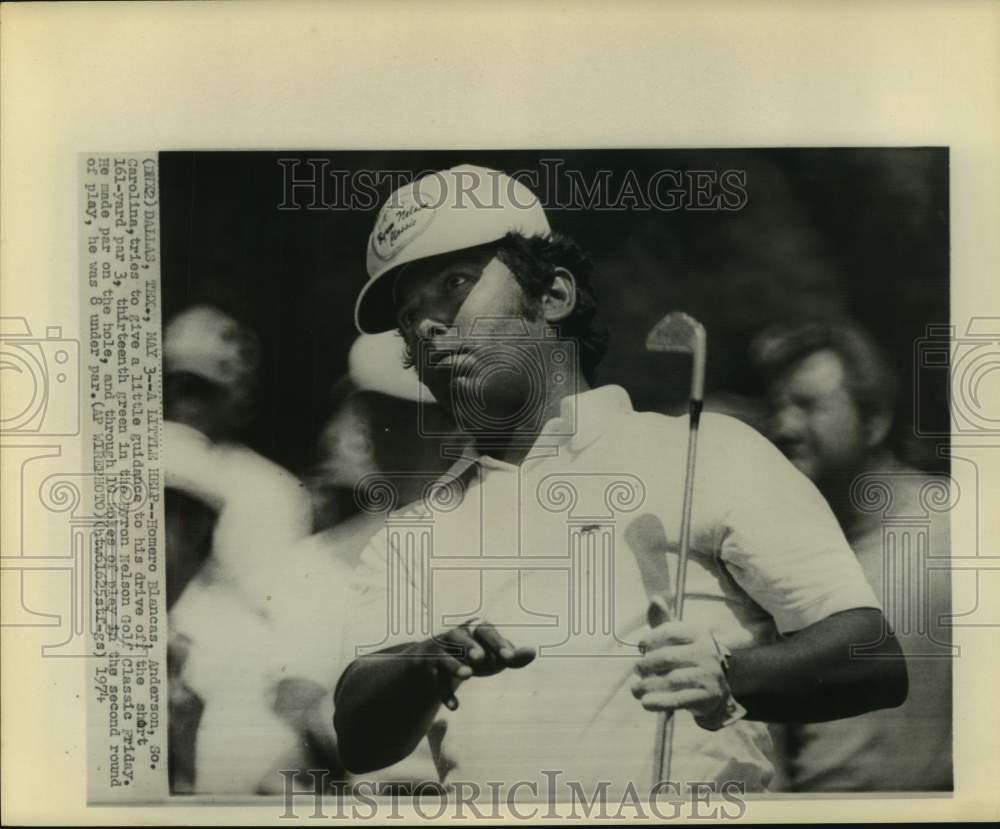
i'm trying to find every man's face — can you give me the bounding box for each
[394,247,547,418]
[163,372,240,440]
[766,349,869,485]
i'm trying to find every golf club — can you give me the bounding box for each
[644,311,707,786]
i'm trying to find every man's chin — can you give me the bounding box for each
[429,371,544,437]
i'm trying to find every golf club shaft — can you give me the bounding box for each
[652,397,703,785]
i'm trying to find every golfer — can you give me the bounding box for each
[332,165,906,795]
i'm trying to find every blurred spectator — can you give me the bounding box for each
[162,305,312,793]
[751,320,952,792]
[703,390,769,434]
[162,304,313,614]
[310,331,461,527]
[258,333,462,791]
[165,324,462,793]
[163,304,263,605]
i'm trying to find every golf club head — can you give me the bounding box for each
[646,312,707,402]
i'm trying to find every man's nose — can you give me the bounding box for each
[415,317,452,340]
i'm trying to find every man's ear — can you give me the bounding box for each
[542,267,577,323]
[864,409,893,449]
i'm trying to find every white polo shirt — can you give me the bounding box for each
[338,385,880,795]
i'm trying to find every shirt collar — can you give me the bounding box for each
[448,384,633,473]
[543,383,633,454]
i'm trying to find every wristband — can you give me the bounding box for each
[711,631,734,677]
[695,632,748,731]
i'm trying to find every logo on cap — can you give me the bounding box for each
[371,185,436,264]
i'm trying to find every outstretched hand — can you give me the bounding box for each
[417,619,536,710]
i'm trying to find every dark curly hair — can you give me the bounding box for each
[494,232,609,385]
[399,231,609,385]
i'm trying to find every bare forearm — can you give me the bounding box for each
[333,623,537,774]
[727,608,908,722]
[333,644,443,774]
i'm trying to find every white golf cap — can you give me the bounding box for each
[347,331,434,402]
[355,164,551,334]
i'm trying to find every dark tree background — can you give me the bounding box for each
[160,149,949,475]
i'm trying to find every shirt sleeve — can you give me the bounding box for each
[698,414,881,635]
[266,535,355,688]
[337,514,431,678]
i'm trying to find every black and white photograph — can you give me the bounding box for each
[159,150,952,802]
[2,2,998,825]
